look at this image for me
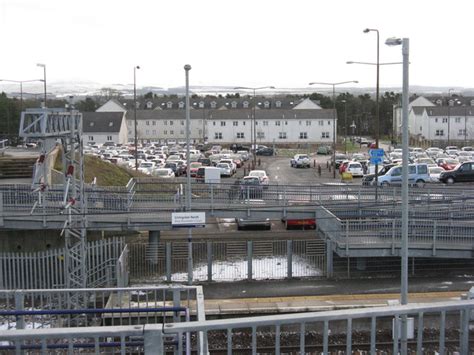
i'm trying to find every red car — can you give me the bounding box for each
[437,158,459,171]
[339,161,349,174]
[188,162,203,177]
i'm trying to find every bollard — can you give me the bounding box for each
[258,158,261,166]
[318,165,322,177]
[313,159,316,168]
[326,161,329,168]
[243,167,247,176]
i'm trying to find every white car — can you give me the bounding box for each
[216,163,232,177]
[153,168,175,178]
[429,166,445,183]
[345,162,364,177]
[138,161,156,175]
[290,154,311,168]
[219,159,236,173]
[248,170,269,186]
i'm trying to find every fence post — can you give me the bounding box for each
[207,241,212,282]
[247,241,253,281]
[391,219,396,255]
[0,192,3,227]
[345,220,349,255]
[287,240,293,279]
[14,291,25,330]
[326,238,333,278]
[166,242,172,282]
[432,220,437,256]
[210,184,214,216]
[144,325,164,354]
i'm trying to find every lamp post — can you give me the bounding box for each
[133,65,140,171]
[234,86,275,168]
[386,36,409,355]
[36,64,47,108]
[341,99,348,154]
[447,88,455,146]
[309,81,358,178]
[184,64,193,285]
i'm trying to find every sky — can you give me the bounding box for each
[1,0,474,92]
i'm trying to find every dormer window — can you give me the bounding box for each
[243,101,249,108]
[436,99,442,105]
[178,101,185,109]
[109,122,113,127]
[166,101,173,109]
[146,101,153,109]
[210,101,217,109]
[231,101,237,108]
[275,101,282,108]
[264,101,270,108]
[449,99,454,107]
[199,101,205,108]
[89,122,94,127]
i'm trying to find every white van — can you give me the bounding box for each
[377,163,429,187]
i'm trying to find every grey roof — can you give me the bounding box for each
[131,109,336,121]
[425,106,474,116]
[412,107,426,115]
[82,112,124,133]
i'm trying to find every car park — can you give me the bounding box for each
[290,154,311,168]
[439,161,474,184]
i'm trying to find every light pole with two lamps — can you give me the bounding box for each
[309,81,358,178]
[234,86,275,168]
[133,65,140,171]
[36,64,47,108]
[447,88,455,146]
[385,35,410,354]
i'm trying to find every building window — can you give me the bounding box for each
[170,130,174,135]
[420,126,422,132]
[152,121,156,126]
[328,121,331,125]
[164,130,168,135]
[88,136,94,141]
[213,122,216,126]
[299,132,308,139]
[263,121,268,126]
[233,121,238,126]
[455,117,461,123]
[275,121,281,126]
[181,121,184,126]
[257,132,265,139]
[458,129,466,136]
[170,121,174,126]
[279,132,287,139]
[215,132,223,140]
[180,130,184,135]
[221,121,226,126]
[146,121,150,126]
[107,136,112,141]
[435,129,444,136]
[435,118,438,123]
[442,118,448,123]
[285,121,288,125]
[321,132,330,139]
[306,120,311,126]
[243,121,246,126]
[236,132,245,139]
[299,121,302,125]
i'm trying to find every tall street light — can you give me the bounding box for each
[309,81,358,178]
[36,64,47,108]
[234,86,275,169]
[386,36,409,354]
[184,64,193,285]
[133,65,140,171]
[341,99,348,154]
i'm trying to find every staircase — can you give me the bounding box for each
[0,157,36,179]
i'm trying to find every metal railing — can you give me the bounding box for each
[0,237,125,289]
[1,299,472,354]
[129,239,326,283]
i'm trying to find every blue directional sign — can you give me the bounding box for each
[369,149,384,165]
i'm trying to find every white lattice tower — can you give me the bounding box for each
[20,108,87,303]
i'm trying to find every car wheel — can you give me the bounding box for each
[446,177,455,184]
[416,179,425,188]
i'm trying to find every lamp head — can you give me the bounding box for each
[363,28,370,33]
[184,64,192,71]
[346,61,354,64]
[385,37,402,46]
[136,65,140,70]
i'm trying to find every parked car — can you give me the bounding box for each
[345,162,364,177]
[428,166,445,183]
[437,158,460,171]
[334,154,348,168]
[362,164,396,186]
[439,161,474,184]
[188,162,203,177]
[256,147,274,156]
[230,144,250,152]
[138,161,156,175]
[248,170,269,187]
[239,176,263,199]
[216,162,233,177]
[196,167,206,182]
[153,168,175,178]
[290,154,311,168]
[377,163,430,187]
[198,157,211,166]
[317,146,331,155]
